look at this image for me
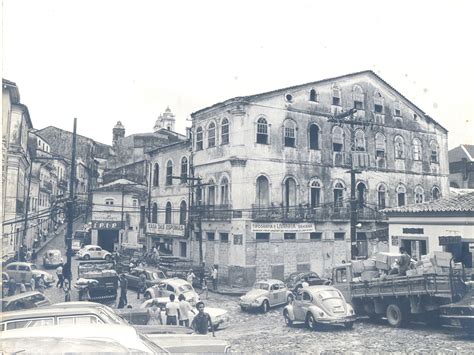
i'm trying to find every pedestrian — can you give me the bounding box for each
[29,276,36,291]
[8,277,17,296]
[147,300,163,325]
[63,279,71,302]
[165,294,180,325]
[31,248,37,263]
[118,274,128,308]
[211,266,218,291]
[37,275,45,293]
[62,261,71,285]
[83,286,91,302]
[26,248,32,262]
[56,264,64,288]
[137,272,146,299]
[187,270,196,286]
[398,247,411,276]
[19,280,27,293]
[178,294,195,327]
[191,301,215,337]
[201,278,208,299]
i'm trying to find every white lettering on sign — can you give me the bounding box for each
[92,221,123,230]
[146,223,185,237]
[250,223,315,233]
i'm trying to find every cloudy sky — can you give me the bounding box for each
[3,0,473,148]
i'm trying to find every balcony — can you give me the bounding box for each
[41,181,53,192]
[58,179,68,190]
[190,204,233,221]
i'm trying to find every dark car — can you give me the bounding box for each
[124,267,166,290]
[285,271,330,293]
[1,291,51,312]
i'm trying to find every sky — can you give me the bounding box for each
[2,0,473,149]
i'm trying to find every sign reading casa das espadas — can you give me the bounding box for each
[147,223,185,237]
[251,222,316,233]
[92,221,124,230]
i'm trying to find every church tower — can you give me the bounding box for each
[154,106,176,132]
[112,121,125,146]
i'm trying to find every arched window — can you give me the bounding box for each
[220,177,229,205]
[415,186,424,204]
[309,124,319,150]
[397,185,406,206]
[166,160,173,185]
[207,180,216,206]
[355,130,366,151]
[180,157,188,183]
[283,119,297,147]
[309,179,322,208]
[221,118,229,145]
[353,85,364,110]
[333,182,345,208]
[152,203,158,223]
[309,89,317,102]
[332,126,344,151]
[430,141,439,163]
[165,202,172,224]
[179,201,187,225]
[332,84,341,106]
[375,132,386,158]
[256,117,268,144]
[412,138,422,161]
[256,175,270,207]
[284,177,297,211]
[377,184,387,209]
[356,182,367,208]
[196,127,203,151]
[394,136,405,159]
[431,186,441,200]
[153,163,159,186]
[374,91,384,113]
[208,122,216,148]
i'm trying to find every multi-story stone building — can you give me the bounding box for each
[189,70,449,285]
[449,144,474,189]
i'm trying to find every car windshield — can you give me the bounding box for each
[149,272,163,280]
[138,333,168,353]
[178,284,193,292]
[98,307,129,326]
[253,283,269,290]
[30,264,37,270]
[317,290,341,300]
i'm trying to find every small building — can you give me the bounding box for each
[384,191,474,266]
[449,144,474,189]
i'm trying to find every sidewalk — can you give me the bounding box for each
[35,215,84,255]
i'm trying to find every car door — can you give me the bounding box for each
[6,264,18,280]
[269,284,280,306]
[127,270,139,289]
[293,291,312,321]
[17,265,30,283]
[95,247,103,259]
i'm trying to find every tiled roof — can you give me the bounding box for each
[383,191,474,214]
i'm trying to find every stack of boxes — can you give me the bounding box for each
[408,251,453,275]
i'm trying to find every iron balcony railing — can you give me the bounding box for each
[190,204,233,221]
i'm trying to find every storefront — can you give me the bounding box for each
[439,235,473,268]
[146,223,186,257]
[91,220,123,252]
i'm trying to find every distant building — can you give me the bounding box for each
[449,144,474,189]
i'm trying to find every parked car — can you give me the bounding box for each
[42,249,63,268]
[77,245,112,261]
[240,279,293,313]
[283,285,356,330]
[4,262,54,286]
[144,278,200,305]
[439,285,474,334]
[285,271,330,293]
[139,298,230,330]
[124,267,166,290]
[2,271,9,296]
[1,291,51,312]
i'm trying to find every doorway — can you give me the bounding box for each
[402,239,427,261]
[98,230,119,252]
[180,241,187,258]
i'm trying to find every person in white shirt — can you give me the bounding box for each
[187,270,196,285]
[165,294,180,325]
[178,294,195,327]
[211,266,218,291]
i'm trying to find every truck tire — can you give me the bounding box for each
[386,303,409,328]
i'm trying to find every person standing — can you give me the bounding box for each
[36,275,45,293]
[187,270,196,286]
[398,246,411,276]
[63,279,71,302]
[118,274,128,308]
[147,300,163,325]
[137,273,146,299]
[56,264,64,288]
[165,294,180,325]
[8,277,17,296]
[30,276,36,291]
[62,261,71,285]
[211,266,218,292]
[19,280,27,293]
[178,294,195,327]
[191,301,215,337]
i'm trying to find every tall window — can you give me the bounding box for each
[309,124,319,150]
[412,138,422,161]
[431,186,441,200]
[414,186,424,204]
[394,136,405,159]
[284,177,297,210]
[356,182,366,208]
[374,91,384,113]
[430,141,439,163]
[310,179,321,208]
[353,85,364,110]
[394,101,402,117]
[179,201,187,225]
[165,202,172,224]
[309,89,317,102]
[206,122,216,148]
[153,163,159,186]
[256,175,270,207]
[332,126,344,151]
[196,185,203,206]
[221,118,229,145]
[166,160,173,185]
[332,84,341,106]
[256,117,268,144]
[180,157,188,183]
[397,185,406,207]
[375,133,386,157]
[196,127,203,151]
[220,177,229,205]
[284,119,296,147]
[207,182,216,206]
[333,182,344,208]
[152,203,158,223]
[377,184,386,209]
[355,130,366,151]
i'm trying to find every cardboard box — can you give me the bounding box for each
[352,260,365,273]
[361,270,380,282]
[363,258,377,271]
[375,252,402,270]
[406,269,418,277]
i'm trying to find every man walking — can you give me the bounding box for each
[191,301,215,337]
[137,272,146,299]
[118,274,128,308]
[165,294,179,325]
[178,294,195,327]
[211,266,218,291]
[56,264,64,288]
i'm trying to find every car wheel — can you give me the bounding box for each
[105,254,111,261]
[144,292,151,300]
[344,321,354,330]
[306,313,318,331]
[386,303,409,328]
[283,309,293,327]
[287,294,294,304]
[83,254,90,260]
[261,300,269,313]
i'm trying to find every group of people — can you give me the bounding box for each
[5,273,47,297]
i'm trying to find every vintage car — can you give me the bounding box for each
[4,262,54,286]
[138,297,230,330]
[283,285,356,330]
[1,291,51,312]
[124,267,167,289]
[42,249,63,268]
[285,271,330,293]
[77,245,112,261]
[439,285,474,334]
[144,278,200,305]
[239,279,293,313]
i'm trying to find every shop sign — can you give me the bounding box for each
[92,221,124,230]
[147,223,185,237]
[438,235,462,245]
[251,222,315,233]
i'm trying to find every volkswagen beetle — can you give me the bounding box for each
[239,279,293,313]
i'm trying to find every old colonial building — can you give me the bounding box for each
[449,144,474,189]
[189,70,449,285]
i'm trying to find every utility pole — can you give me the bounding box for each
[19,161,33,261]
[65,118,77,293]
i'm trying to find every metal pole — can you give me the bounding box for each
[349,114,358,260]
[197,177,203,266]
[19,160,33,261]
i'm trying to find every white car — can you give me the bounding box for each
[239,279,293,313]
[4,262,55,286]
[144,278,200,305]
[77,245,112,261]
